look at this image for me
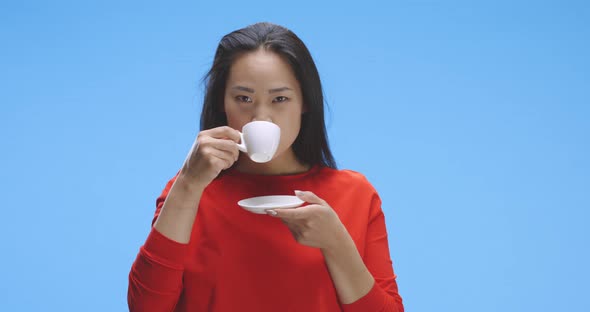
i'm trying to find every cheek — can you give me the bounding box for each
[223,99,249,129]
[225,112,242,129]
[277,112,302,146]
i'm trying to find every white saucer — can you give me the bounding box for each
[238,195,305,214]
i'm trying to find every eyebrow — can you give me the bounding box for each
[231,86,293,94]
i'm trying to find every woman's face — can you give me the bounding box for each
[223,48,305,161]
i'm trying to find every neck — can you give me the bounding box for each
[234,148,310,175]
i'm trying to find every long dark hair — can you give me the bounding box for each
[200,22,336,169]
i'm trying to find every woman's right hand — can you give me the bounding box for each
[179,126,241,188]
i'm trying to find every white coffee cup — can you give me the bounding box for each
[236,121,281,163]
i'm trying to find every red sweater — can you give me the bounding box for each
[128,165,404,311]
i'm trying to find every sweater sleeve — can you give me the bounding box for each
[341,193,404,312]
[128,175,188,312]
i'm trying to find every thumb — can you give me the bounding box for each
[266,207,302,219]
[294,190,325,205]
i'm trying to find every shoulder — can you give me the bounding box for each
[315,166,378,196]
[315,167,385,229]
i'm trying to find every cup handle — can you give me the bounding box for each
[236,132,247,153]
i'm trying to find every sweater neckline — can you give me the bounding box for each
[223,164,323,181]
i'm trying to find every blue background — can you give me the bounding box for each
[1,0,588,311]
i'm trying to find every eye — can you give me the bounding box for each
[235,95,252,103]
[273,96,289,103]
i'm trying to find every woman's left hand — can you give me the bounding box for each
[266,190,348,250]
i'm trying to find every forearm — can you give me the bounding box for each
[153,174,205,243]
[321,229,375,304]
[128,175,205,311]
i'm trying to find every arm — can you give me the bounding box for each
[153,175,205,244]
[321,228,376,303]
[336,195,404,312]
[127,174,205,312]
[127,126,241,311]
[270,191,404,311]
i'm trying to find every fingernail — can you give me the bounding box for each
[266,210,278,216]
[294,190,304,196]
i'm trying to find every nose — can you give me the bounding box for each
[252,116,273,122]
[251,106,273,123]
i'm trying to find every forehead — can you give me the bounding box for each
[227,49,299,88]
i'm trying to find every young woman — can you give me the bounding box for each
[128,22,404,312]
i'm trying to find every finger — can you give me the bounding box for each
[294,190,326,205]
[202,126,241,143]
[204,147,236,169]
[289,225,303,241]
[207,138,240,160]
[279,220,303,237]
[266,207,306,220]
